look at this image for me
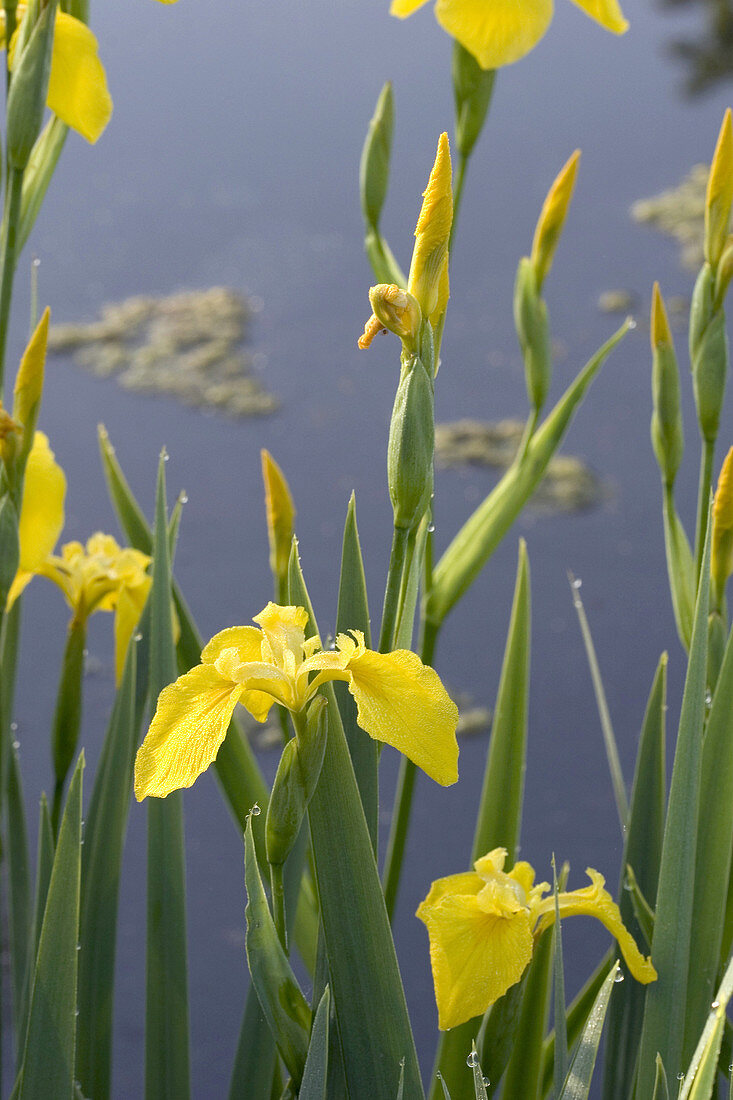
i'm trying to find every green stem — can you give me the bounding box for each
[381,617,440,919]
[0,167,25,399]
[269,862,287,954]
[378,525,410,653]
[695,436,716,581]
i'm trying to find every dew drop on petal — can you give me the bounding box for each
[180,492,189,504]
[712,1000,721,1009]
[483,1078,490,1087]
[572,577,582,590]
[627,317,637,330]
[466,1051,479,1068]
[677,1073,685,1081]
[250,804,261,817]
[614,970,625,983]
[427,523,436,533]
[10,722,17,731]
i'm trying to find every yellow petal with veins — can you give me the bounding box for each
[202,625,278,721]
[417,884,533,1029]
[533,869,657,983]
[134,664,243,799]
[7,431,65,608]
[345,647,459,785]
[433,0,554,69]
[114,575,151,685]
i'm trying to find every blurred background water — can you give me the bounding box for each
[7,0,733,1093]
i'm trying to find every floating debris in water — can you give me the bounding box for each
[631,163,709,271]
[435,419,604,512]
[597,289,637,314]
[47,287,278,417]
[456,706,492,739]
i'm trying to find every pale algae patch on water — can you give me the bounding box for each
[435,419,604,513]
[47,287,278,416]
[631,162,709,271]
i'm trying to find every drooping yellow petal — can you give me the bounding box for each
[113,578,151,686]
[433,0,554,69]
[417,883,533,1029]
[7,431,65,607]
[13,307,49,429]
[390,0,431,15]
[567,0,628,33]
[261,450,296,584]
[134,664,243,799]
[533,869,657,984]
[38,12,112,143]
[345,646,459,785]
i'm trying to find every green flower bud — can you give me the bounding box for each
[6,3,56,171]
[0,491,20,612]
[514,256,551,413]
[650,283,684,487]
[388,354,434,532]
[451,40,495,161]
[360,82,393,231]
[690,263,728,443]
[265,696,327,867]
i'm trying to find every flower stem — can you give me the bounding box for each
[381,616,440,919]
[269,862,287,953]
[378,525,410,653]
[695,436,716,581]
[0,167,25,399]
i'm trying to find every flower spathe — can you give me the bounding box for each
[390,0,628,70]
[417,847,656,1030]
[135,601,460,800]
[1,7,112,143]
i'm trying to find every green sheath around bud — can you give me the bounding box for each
[650,283,683,487]
[7,3,57,170]
[0,492,20,611]
[266,696,327,867]
[451,40,495,161]
[360,82,394,231]
[690,263,728,443]
[514,257,551,413]
[388,354,434,532]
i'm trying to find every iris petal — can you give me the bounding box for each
[7,431,65,608]
[417,889,533,1029]
[567,0,627,33]
[134,664,242,799]
[345,647,459,785]
[433,0,554,69]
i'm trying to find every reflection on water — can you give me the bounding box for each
[660,0,733,93]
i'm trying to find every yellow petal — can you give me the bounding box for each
[706,109,733,266]
[261,450,296,583]
[390,0,430,15]
[13,307,49,429]
[713,447,733,601]
[433,0,553,69]
[44,12,112,143]
[533,869,657,984]
[345,647,459,785]
[567,0,628,34]
[530,151,580,289]
[201,625,276,721]
[113,578,151,686]
[7,431,65,608]
[135,664,243,799]
[417,887,533,1029]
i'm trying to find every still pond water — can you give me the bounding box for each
[8,0,733,1093]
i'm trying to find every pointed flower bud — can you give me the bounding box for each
[705,109,733,268]
[514,256,551,413]
[650,283,684,487]
[530,150,580,291]
[13,306,49,444]
[407,133,453,324]
[690,263,728,444]
[360,82,394,231]
[712,446,733,607]
[388,355,434,531]
[261,449,295,587]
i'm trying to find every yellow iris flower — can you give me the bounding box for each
[135,601,460,800]
[1,7,112,143]
[417,847,656,1030]
[6,430,66,609]
[390,0,628,70]
[40,533,151,684]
